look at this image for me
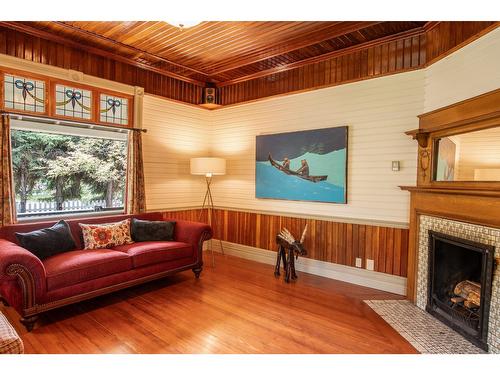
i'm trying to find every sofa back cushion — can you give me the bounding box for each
[15,220,76,260]
[0,212,165,249]
[131,218,176,242]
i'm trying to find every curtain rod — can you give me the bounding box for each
[0,112,147,133]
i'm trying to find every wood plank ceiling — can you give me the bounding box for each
[2,21,426,85]
[0,21,497,105]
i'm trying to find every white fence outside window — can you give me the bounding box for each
[16,199,123,214]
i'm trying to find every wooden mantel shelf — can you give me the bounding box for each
[400,185,500,198]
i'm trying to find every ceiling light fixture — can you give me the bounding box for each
[165,20,202,30]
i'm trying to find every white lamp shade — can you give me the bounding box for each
[190,157,226,176]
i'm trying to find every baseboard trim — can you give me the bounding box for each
[205,240,407,296]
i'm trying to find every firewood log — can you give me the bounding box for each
[464,300,480,309]
[450,297,465,304]
[454,280,481,307]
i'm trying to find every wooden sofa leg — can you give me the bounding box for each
[20,315,38,332]
[192,267,203,279]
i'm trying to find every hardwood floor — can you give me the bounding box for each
[1,253,418,354]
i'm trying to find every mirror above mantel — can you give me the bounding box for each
[402,88,500,190]
[434,126,500,182]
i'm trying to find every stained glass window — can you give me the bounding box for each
[4,74,46,113]
[55,84,92,119]
[99,94,129,125]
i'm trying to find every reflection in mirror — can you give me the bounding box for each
[434,127,500,182]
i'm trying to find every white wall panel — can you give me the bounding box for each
[424,27,500,112]
[142,96,209,210]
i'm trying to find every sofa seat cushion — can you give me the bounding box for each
[44,249,133,291]
[112,241,193,268]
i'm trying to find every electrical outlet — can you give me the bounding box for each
[355,257,362,268]
[366,259,374,271]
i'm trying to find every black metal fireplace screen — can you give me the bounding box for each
[426,231,495,351]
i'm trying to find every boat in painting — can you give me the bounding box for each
[268,154,328,183]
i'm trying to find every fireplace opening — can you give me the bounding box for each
[426,231,495,351]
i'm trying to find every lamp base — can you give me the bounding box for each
[198,175,224,267]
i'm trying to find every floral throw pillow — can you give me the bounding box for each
[79,219,133,250]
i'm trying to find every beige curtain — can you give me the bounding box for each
[126,130,146,214]
[0,115,15,226]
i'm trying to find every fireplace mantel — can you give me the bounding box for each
[402,88,500,301]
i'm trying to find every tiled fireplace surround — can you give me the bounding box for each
[416,215,500,353]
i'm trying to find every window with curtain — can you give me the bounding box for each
[10,118,128,220]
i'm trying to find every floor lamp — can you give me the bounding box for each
[190,157,226,267]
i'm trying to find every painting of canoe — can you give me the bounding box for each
[256,126,348,203]
[268,154,328,182]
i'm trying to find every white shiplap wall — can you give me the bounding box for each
[142,95,209,210]
[209,70,425,224]
[424,27,500,112]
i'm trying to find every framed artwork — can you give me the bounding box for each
[256,126,348,203]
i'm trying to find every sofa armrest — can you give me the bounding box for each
[0,239,47,312]
[172,220,212,262]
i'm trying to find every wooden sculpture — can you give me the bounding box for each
[274,225,308,283]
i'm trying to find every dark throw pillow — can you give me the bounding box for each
[15,220,77,260]
[131,218,176,242]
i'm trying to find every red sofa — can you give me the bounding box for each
[0,212,212,331]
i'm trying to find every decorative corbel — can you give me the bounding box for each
[405,129,430,148]
[414,131,430,148]
[405,129,431,179]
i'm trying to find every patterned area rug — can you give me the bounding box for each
[365,300,485,354]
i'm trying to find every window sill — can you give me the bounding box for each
[16,210,126,224]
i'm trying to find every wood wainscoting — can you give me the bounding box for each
[157,208,408,278]
[208,208,408,277]
[160,208,207,223]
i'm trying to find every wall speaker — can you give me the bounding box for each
[203,87,216,104]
